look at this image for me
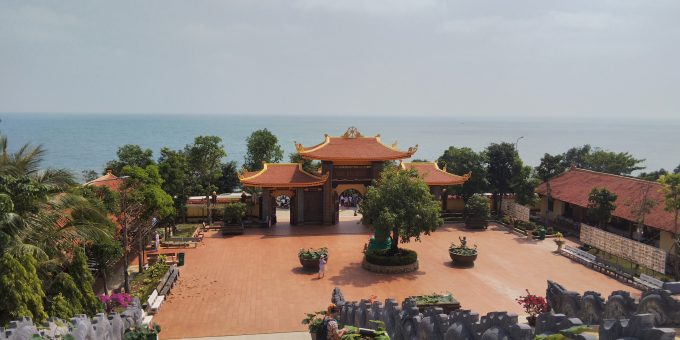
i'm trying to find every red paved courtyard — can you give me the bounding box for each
[153,210,638,339]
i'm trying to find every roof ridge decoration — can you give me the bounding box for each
[342,126,363,138]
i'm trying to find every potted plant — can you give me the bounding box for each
[449,237,478,266]
[301,310,327,340]
[298,247,328,270]
[523,222,536,239]
[222,202,246,235]
[464,194,489,229]
[411,292,461,314]
[516,289,550,327]
[553,232,565,252]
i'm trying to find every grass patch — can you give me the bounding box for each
[412,292,455,305]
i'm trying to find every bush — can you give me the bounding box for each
[465,194,490,219]
[365,249,417,266]
[223,202,246,224]
[130,258,169,300]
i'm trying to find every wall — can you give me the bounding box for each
[660,230,674,252]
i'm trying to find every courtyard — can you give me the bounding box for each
[153,210,638,339]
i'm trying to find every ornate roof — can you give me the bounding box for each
[536,167,676,233]
[84,170,124,191]
[400,162,470,186]
[295,127,417,162]
[239,163,328,188]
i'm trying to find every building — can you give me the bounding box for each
[239,127,469,225]
[84,169,125,191]
[536,167,676,251]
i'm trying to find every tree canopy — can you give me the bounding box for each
[244,129,284,171]
[587,188,617,228]
[359,168,442,252]
[289,152,320,174]
[659,174,680,234]
[104,144,155,175]
[436,146,488,201]
[560,145,644,176]
[185,136,227,195]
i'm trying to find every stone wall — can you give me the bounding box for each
[0,298,144,340]
[500,201,530,222]
[331,284,674,340]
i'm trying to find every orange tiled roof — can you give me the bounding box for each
[239,163,328,188]
[295,127,417,162]
[85,170,124,191]
[536,167,676,233]
[401,162,470,186]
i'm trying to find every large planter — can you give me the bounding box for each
[449,251,477,266]
[412,297,461,314]
[362,257,419,274]
[299,256,327,270]
[464,217,488,230]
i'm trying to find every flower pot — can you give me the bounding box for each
[449,251,477,266]
[554,240,565,252]
[527,315,537,327]
[309,331,317,340]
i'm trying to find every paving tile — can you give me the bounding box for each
[154,210,638,339]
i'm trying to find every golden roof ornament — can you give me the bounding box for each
[342,127,363,138]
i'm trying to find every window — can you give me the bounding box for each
[548,198,554,212]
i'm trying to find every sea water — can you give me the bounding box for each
[1,113,678,180]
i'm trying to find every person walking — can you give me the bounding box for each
[318,254,327,279]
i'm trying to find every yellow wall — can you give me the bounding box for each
[538,196,564,220]
[660,230,674,252]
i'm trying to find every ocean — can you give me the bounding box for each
[1,113,678,180]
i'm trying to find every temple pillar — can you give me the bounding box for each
[262,189,271,222]
[321,161,334,225]
[296,188,305,225]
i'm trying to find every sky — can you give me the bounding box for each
[0,0,678,119]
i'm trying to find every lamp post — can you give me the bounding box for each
[514,136,524,152]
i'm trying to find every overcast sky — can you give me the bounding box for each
[0,0,678,118]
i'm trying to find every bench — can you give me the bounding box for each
[159,266,180,296]
[635,273,664,290]
[146,289,164,314]
[561,245,596,265]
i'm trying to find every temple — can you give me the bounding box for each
[240,127,470,225]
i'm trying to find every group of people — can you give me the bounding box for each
[339,193,360,208]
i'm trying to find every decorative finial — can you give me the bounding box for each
[407,144,419,155]
[342,127,363,138]
[391,141,398,149]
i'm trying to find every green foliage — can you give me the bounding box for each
[536,153,566,182]
[560,145,644,176]
[81,169,99,183]
[130,259,169,300]
[342,321,390,339]
[243,129,284,171]
[638,169,669,181]
[659,174,680,232]
[185,136,227,194]
[123,324,161,340]
[359,168,442,252]
[587,188,617,228]
[47,293,74,320]
[121,165,175,219]
[289,152,320,174]
[301,310,327,332]
[105,144,155,175]
[64,247,101,315]
[464,194,490,219]
[217,161,240,194]
[223,202,247,224]
[437,146,488,201]
[158,147,189,215]
[449,241,478,256]
[413,293,455,305]
[78,185,119,215]
[365,248,418,266]
[534,325,591,340]
[0,253,47,325]
[298,247,328,260]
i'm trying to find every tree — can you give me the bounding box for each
[289,152,320,174]
[638,169,669,181]
[436,146,487,202]
[82,169,99,182]
[629,183,656,240]
[185,136,226,195]
[358,168,442,253]
[87,239,123,295]
[243,129,284,171]
[158,147,189,220]
[217,161,240,193]
[485,142,522,214]
[0,252,47,325]
[559,144,644,176]
[536,153,566,217]
[587,188,617,229]
[512,165,540,206]
[675,164,680,174]
[659,174,680,235]
[105,144,154,175]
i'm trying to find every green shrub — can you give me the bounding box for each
[298,247,328,260]
[413,293,455,305]
[130,258,169,300]
[365,249,417,266]
[223,202,246,224]
[465,194,490,219]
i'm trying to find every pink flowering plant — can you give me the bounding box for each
[100,293,133,314]
[515,289,550,319]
